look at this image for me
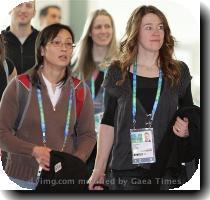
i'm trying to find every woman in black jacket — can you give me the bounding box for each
[88,5,198,191]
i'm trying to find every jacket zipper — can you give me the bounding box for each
[20,45,23,73]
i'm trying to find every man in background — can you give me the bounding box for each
[39,5,61,30]
[2,0,39,75]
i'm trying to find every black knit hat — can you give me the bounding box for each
[35,150,89,192]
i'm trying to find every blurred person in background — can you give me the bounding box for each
[0,34,17,100]
[1,0,39,75]
[0,34,17,161]
[72,9,118,177]
[39,5,61,30]
[1,0,39,171]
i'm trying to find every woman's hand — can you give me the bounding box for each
[88,169,106,190]
[173,117,189,138]
[32,146,51,171]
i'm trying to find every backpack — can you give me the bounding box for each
[1,74,85,170]
[14,74,85,131]
[2,74,95,171]
[16,74,96,173]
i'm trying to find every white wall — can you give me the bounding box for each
[32,0,70,30]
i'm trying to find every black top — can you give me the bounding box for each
[86,70,104,97]
[1,26,39,74]
[102,62,193,171]
[94,71,105,97]
[102,61,192,170]
[102,72,193,126]
[0,58,15,100]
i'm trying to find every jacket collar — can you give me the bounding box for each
[1,26,39,44]
[37,65,72,90]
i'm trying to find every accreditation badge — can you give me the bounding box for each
[94,112,104,134]
[130,128,156,164]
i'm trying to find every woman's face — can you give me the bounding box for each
[41,29,73,69]
[138,13,164,53]
[90,15,113,47]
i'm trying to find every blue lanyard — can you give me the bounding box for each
[91,76,95,100]
[36,86,73,151]
[132,59,163,128]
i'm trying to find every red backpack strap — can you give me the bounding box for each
[15,74,32,130]
[17,74,31,91]
[72,77,85,119]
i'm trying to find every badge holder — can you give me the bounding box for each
[130,117,156,164]
[129,59,162,165]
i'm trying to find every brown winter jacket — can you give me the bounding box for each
[0,70,96,182]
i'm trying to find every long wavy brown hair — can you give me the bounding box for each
[118,5,181,86]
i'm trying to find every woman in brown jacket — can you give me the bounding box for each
[0,23,96,190]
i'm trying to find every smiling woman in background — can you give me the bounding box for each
[72,9,118,176]
[73,9,118,114]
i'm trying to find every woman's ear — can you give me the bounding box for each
[41,47,45,56]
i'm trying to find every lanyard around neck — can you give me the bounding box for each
[36,86,73,151]
[91,76,96,100]
[132,59,163,128]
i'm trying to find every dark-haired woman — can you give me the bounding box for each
[0,23,96,190]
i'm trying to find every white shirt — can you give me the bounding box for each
[18,37,27,44]
[42,73,62,110]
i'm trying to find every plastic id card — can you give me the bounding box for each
[130,128,156,164]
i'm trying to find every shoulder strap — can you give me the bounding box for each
[72,77,85,119]
[3,60,9,84]
[14,74,32,131]
[14,75,85,131]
